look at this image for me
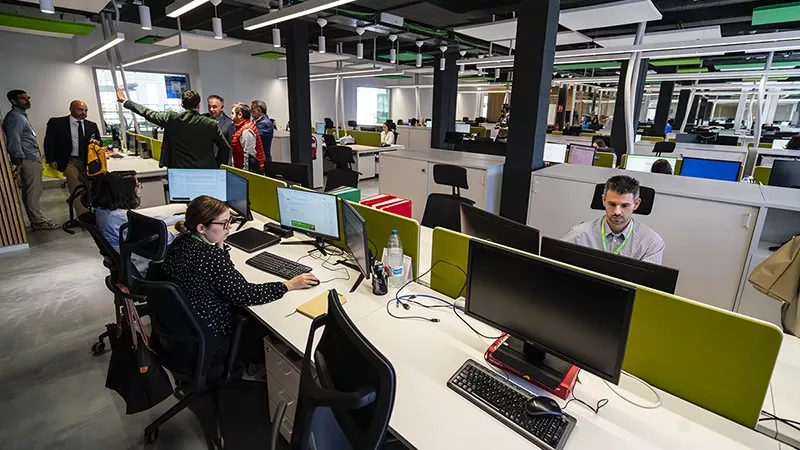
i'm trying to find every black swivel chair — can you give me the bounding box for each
[324,118,335,130]
[652,141,676,157]
[270,289,396,450]
[323,134,338,148]
[325,146,359,191]
[421,164,476,232]
[590,183,656,215]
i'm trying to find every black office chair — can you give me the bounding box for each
[590,183,656,215]
[132,274,245,448]
[323,134,338,148]
[652,141,676,157]
[421,164,476,232]
[324,118,335,130]
[347,120,358,128]
[325,146,359,191]
[443,131,464,149]
[270,289,396,450]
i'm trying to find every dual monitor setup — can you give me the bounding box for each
[542,143,596,165]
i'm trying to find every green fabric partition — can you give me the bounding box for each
[641,136,664,142]
[150,139,162,161]
[350,202,420,277]
[429,228,783,427]
[753,166,772,185]
[593,151,615,168]
[620,154,628,168]
[674,159,682,175]
[470,127,488,138]
[221,165,287,221]
[348,130,382,147]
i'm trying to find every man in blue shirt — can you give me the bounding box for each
[3,90,58,230]
[251,100,274,161]
[665,119,674,134]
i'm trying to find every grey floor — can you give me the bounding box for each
[0,183,291,450]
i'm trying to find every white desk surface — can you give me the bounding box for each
[348,144,404,153]
[757,148,800,158]
[385,148,505,170]
[766,335,800,449]
[140,204,783,449]
[107,155,165,177]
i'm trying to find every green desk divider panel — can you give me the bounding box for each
[759,143,771,149]
[350,202,419,278]
[668,138,676,143]
[674,159,682,175]
[593,151,615,168]
[150,139,162,161]
[753,166,772,185]
[641,136,664,142]
[620,154,628,168]
[552,131,563,135]
[470,127,487,138]
[430,228,472,299]
[221,165,287,221]
[348,130,382,147]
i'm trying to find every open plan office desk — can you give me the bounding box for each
[348,144,404,180]
[138,203,787,450]
[106,156,166,208]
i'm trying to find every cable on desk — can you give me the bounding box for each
[563,387,608,414]
[759,410,800,433]
[603,372,662,409]
[389,260,467,323]
[385,298,440,323]
[295,248,352,284]
[366,237,379,257]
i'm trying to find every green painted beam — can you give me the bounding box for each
[678,67,708,73]
[553,61,621,71]
[0,12,94,36]
[378,51,433,62]
[752,1,800,26]
[650,58,702,67]
[743,76,790,81]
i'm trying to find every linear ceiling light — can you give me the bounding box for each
[166,0,209,18]
[310,71,404,82]
[122,45,188,68]
[75,33,125,64]
[279,68,385,81]
[243,0,356,31]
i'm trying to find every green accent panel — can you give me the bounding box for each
[135,35,164,44]
[150,138,162,161]
[379,51,433,62]
[252,51,286,59]
[752,1,800,26]
[593,151,616,168]
[221,165,288,221]
[347,130,381,147]
[554,61,621,71]
[350,202,419,277]
[674,159,682,175]
[620,154,628,168]
[430,228,471,299]
[650,58,702,67]
[458,76,495,81]
[0,12,94,35]
[377,74,412,79]
[743,76,789,81]
[641,136,664,142]
[754,166,772,185]
[677,67,708,73]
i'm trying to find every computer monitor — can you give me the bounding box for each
[772,139,790,149]
[625,155,678,173]
[540,236,679,294]
[264,161,311,188]
[315,122,326,135]
[769,160,800,188]
[460,203,540,254]
[276,187,340,254]
[679,157,741,182]
[465,239,636,386]
[168,169,227,203]
[455,123,471,133]
[340,200,370,292]
[426,120,433,128]
[544,143,567,163]
[225,171,251,228]
[568,144,595,166]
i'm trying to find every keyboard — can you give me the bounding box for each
[246,251,312,280]
[447,359,576,450]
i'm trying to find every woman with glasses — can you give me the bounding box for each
[163,196,317,376]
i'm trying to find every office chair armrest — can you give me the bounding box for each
[270,401,288,450]
[308,385,377,410]
[224,315,247,383]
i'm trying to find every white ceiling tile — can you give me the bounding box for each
[593,26,722,48]
[155,32,241,51]
[559,0,662,31]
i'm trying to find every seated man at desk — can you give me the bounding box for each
[562,175,665,264]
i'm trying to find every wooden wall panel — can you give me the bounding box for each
[0,120,28,248]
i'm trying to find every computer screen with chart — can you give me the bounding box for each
[276,187,340,240]
[168,169,227,202]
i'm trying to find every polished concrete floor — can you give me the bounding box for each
[0,184,290,450]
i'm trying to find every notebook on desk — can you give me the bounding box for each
[296,291,346,319]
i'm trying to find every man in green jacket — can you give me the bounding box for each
[115,87,231,169]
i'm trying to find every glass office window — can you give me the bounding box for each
[356,87,390,125]
[94,69,190,133]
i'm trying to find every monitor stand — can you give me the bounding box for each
[335,259,365,293]
[230,214,249,231]
[492,336,572,390]
[282,237,328,256]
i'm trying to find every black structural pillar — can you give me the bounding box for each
[611,60,648,156]
[653,69,676,135]
[555,85,568,130]
[674,89,691,131]
[696,98,708,125]
[431,51,458,149]
[285,21,313,184]
[687,95,701,127]
[499,0,559,223]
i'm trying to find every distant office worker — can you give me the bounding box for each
[230,103,266,174]
[44,99,101,215]
[116,87,231,169]
[563,175,665,264]
[650,159,673,175]
[665,119,674,134]
[3,89,59,230]
[250,100,274,161]
[381,122,396,146]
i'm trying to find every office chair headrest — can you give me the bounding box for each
[432,164,469,190]
[590,184,656,215]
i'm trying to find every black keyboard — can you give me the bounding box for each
[447,359,576,450]
[246,251,312,280]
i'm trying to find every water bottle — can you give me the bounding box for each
[386,230,404,288]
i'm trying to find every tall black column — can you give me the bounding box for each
[611,60,648,156]
[696,98,708,125]
[703,100,713,122]
[431,51,458,149]
[653,81,674,135]
[285,21,312,185]
[674,89,691,132]
[499,0,559,223]
[591,89,598,115]
[687,95,701,127]
[555,85,568,130]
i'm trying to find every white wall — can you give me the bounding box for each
[456,93,482,121]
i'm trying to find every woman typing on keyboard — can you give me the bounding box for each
[163,195,318,378]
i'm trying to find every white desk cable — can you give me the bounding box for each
[603,372,662,409]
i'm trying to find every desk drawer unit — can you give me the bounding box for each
[269,398,294,442]
[264,335,301,442]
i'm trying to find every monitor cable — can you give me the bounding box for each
[759,410,800,433]
[603,372,662,409]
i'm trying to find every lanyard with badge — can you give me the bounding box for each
[600,217,634,255]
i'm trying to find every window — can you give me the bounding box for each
[94,69,190,133]
[356,87,390,125]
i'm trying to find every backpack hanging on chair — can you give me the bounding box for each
[86,141,108,177]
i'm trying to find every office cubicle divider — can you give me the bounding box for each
[326,129,383,147]
[221,165,288,221]
[753,166,772,185]
[428,227,783,428]
[351,202,420,278]
[594,151,615,168]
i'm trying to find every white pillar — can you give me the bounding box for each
[734,89,749,128]
[765,94,780,125]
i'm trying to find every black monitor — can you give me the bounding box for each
[225,171,251,229]
[465,239,636,386]
[460,204,539,254]
[264,161,311,188]
[168,169,227,203]
[540,236,679,294]
[340,200,370,292]
[276,187,340,255]
[674,133,698,143]
[769,160,800,188]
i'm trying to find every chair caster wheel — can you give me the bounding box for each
[146,428,159,444]
[212,436,225,449]
[91,341,106,355]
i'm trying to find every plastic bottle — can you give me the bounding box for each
[386,230,404,288]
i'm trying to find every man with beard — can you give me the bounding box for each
[562,175,664,264]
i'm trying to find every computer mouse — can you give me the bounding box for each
[525,396,562,417]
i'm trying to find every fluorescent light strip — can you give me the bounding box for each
[75,33,125,64]
[122,45,188,68]
[279,68,385,81]
[243,0,356,31]
[313,71,405,81]
[166,0,209,18]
